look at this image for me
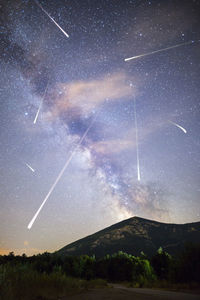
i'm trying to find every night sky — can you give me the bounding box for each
[0,0,200,255]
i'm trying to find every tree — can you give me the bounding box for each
[151,248,171,280]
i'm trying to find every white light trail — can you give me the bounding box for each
[33,81,49,124]
[33,102,42,124]
[27,115,97,230]
[125,40,194,62]
[26,163,35,173]
[169,120,187,134]
[34,0,69,38]
[134,99,141,181]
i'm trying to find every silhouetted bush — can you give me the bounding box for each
[151,247,172,280]
[170,243,200,283]
[95,251,155,284]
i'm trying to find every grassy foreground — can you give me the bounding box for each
[0,264,107,300]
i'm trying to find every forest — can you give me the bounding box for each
[0,243,199,299]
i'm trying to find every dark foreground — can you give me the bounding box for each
[62,285,200,300]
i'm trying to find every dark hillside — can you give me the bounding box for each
[56,217,200,257]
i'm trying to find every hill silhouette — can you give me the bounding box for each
[56,216,200,257]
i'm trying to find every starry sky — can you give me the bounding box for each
[0,0,200,256]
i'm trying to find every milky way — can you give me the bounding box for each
[0,0,200,255]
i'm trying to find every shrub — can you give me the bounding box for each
[0,263,85,300]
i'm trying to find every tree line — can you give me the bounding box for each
[0,243,199,284]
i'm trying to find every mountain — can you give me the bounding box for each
[56,217,200,257]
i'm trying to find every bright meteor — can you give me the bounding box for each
[33,100,42,124]
[33,81,49,124]
[26,163,35,173]
[169,120,187,134]
[34,0,69,38]
[124,40,194,62]
[27,114,98,230]
[134,99,141,181]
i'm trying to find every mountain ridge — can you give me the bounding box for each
[56,216,200,257]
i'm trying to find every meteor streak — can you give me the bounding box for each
[26,163,35,173]
[27,114,98,230]
[134,99,141,181]
[34,0,69,38]
[33,102,42,124]
[169,120,187,134]
[125,40,194,62]
[33,81,49,124]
